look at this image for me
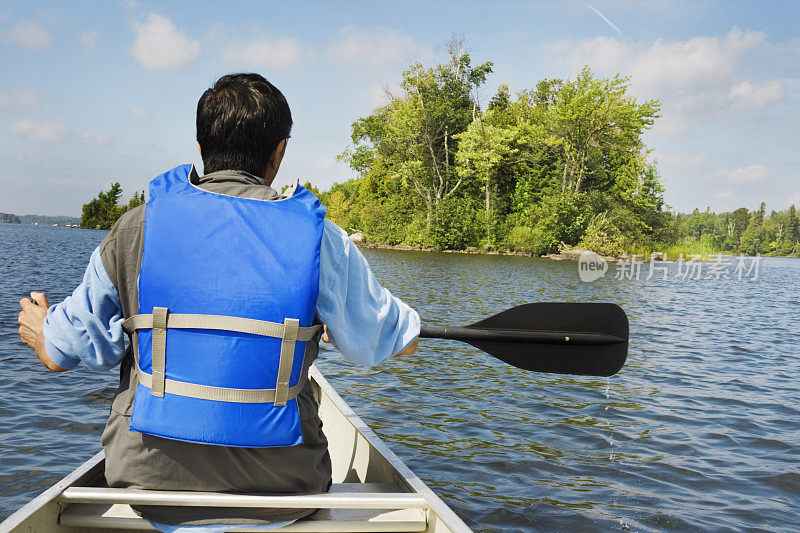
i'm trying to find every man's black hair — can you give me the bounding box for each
[197,73,292,177]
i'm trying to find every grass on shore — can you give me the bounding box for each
[623,242,721,261]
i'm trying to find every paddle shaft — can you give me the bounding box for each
[419,326,625,346]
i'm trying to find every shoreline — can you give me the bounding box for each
[355,242,622,262]
[354,241,798,262]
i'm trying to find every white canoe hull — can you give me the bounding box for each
[1,366,470,532]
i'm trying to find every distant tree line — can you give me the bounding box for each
[81,183,144,229]
[318,42,798,258]
[20,214,81,226]
[1,213,82,225]
[665,203,800,257]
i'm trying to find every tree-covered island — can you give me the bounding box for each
[318,42,799,258]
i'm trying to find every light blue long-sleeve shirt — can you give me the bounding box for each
[43,219,420,371]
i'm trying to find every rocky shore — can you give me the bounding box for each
[353,240,621,262]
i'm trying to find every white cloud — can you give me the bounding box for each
[653,111,692,136]
[716,164,769,183]
[0,86,37,113]
[729,79,785,109]
[715,191,733,199]
[788,192,800,208]
[79,29,97,51]
[312,157,336,170]
[203,22,226,44]
[221,36,310,69]
[541,27,772,142]
[545,27,765,95]
[130,106,151,122]
[8,118,69,142]
[655,151,707,170]
[81,130,110,147]
[361,82,402,109]
[327,26,429,66]
[1,20,52,50]
[131,13,200,70]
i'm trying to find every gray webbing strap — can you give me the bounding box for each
[134,363,305,404]
[150,307,168,398]
[124,309,318,405]
[274,318,300,407]
[123,313,320,341]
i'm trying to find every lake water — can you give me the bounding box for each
[1,223,798,531]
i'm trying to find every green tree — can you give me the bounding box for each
[126,190,145,211]
[728,207,750,249]
[455,107,539,242]
[787,204,799,249]
[682,208,717,240]
[342,38,493,233]
[546,67,660,194]
[81,183,144,230]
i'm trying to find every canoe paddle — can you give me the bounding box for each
[419,303,628,377]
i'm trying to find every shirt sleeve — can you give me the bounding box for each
[42,247,126,371]
[316,219,420,367]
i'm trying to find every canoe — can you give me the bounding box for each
[0,366,470,532]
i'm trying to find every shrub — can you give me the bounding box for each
[504,224,559,255]
[429,197,482,250]
[577,212,624,256]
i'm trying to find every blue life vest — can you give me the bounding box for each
[126,164,326,448]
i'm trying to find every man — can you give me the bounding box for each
[17,73,420,528]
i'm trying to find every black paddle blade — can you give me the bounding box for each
[467,303,628,377]
[419,303,628,377]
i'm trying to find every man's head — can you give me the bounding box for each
[196,73,292,182]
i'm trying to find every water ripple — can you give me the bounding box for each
[1,227,799,531]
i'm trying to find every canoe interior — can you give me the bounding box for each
[1,366,470,533]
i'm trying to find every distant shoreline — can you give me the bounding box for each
[0,221,83,228]
[0,214,81,226]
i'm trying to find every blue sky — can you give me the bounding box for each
[1,0,798,216]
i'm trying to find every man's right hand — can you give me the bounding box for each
[396,337,418,356]
[18,292,68,372]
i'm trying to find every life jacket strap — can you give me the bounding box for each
[123,312,321,341]
[132,361,306,404]
[123,309,321,405]
[274,318,299,407]
[151,307,168,398]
